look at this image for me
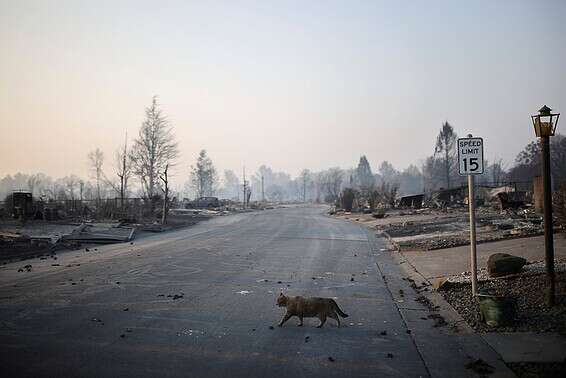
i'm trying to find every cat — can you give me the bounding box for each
[276,293,349,328]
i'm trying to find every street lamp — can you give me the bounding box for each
[531,105,560,306]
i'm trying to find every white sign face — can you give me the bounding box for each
[458,137,484,175]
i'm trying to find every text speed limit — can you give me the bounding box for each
[458,137,484,175]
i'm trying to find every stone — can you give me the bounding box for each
[487,253,526,277]
[432,277,450,291]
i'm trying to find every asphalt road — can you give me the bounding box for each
[1,206,430,378]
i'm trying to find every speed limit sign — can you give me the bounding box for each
[458,135,484,296]
[458,137,484,175]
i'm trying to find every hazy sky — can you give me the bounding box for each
[1,0,565,188]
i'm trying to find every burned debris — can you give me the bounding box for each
[0,188,256,263]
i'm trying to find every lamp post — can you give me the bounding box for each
[531,105,560,307]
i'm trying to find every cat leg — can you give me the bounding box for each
[329,312,340,327]
[278,313,292,327]
[317,314,327,328]
[298,316,304,327]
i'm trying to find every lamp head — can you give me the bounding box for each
[532,105,559,137]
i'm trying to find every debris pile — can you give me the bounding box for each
[376,208,544,251]
[61,223,135,244]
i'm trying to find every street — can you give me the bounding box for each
[2,206,433,377]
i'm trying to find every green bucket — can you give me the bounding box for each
[477,292,516,327]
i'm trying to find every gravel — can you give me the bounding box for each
[440,261,566,333]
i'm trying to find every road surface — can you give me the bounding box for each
[1,206,435,377]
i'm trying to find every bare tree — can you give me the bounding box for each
[63,175,81,201]
[221,170,240,200]
[26,174,42,197]
[488,159,507,184]
[321,167,344,202]
[88,148,105,202]
[422,156,445,192]
[508,134,566,185]
[434,122,458,189]
[79,180,85,201]
[130,96,179,200]
[107,134,132,210]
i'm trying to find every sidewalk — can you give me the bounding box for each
[400,234,566,279]
[368,232,517,378]
[396,234,566,371]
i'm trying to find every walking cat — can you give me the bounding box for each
[276,293,348,328]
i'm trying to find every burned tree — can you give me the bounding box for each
[356,156,375,191]
[88,148,105,203]
[556,181,566,236]
[112,135,132,210]
[434,122,458,189]
[63,175,81,201]
[321,167,344,203]
[341,188,356,212]
[221,170,240,200]
[130,96,179,202]
[159,164,170,224]
[300,169,311,203]
[190,150,218,198]
[486,159,507,185]
[508,135,566,184]
[26,174,42,198]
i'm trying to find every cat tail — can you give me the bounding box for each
[331,300,349,318]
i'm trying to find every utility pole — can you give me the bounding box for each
[242,167,246,210]
[261,175,265,203]
[303,174,307,203]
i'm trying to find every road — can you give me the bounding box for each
[1,206,433,377]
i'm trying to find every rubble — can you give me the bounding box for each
[61,223,135,244]
[17,264,32,272]
[0,203,247,262]
[375,207,544,251]
[398,194,424,209]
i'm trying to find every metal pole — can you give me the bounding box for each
[261,175,265,203]
[468,174,478,296]
[541,136,555,306]
[303,175,306,203]
[243,167,246,210]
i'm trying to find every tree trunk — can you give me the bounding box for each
[445,148,450,189]
[162,188,168,225]
[161,165,169,225]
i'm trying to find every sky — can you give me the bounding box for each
[1,0,565,189]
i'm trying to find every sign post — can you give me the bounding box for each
[458,134,484,296]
